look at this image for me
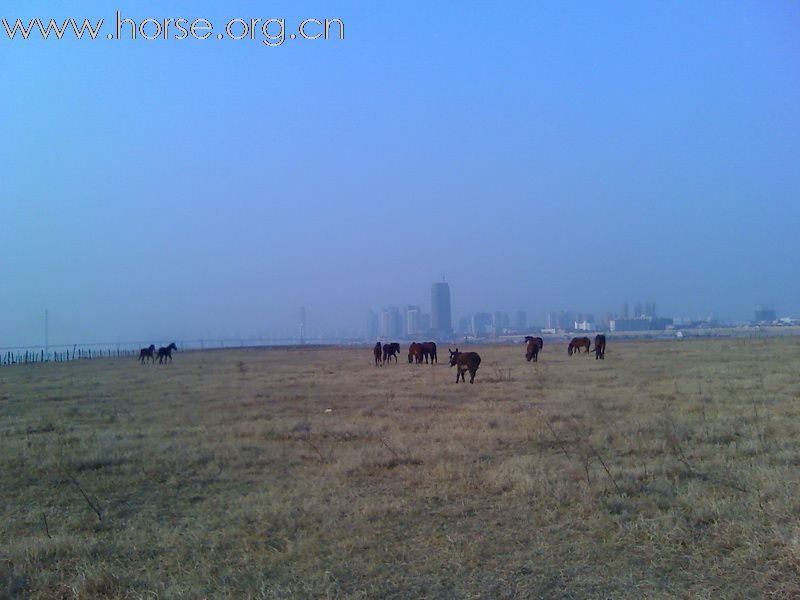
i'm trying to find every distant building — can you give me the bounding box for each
[471,312,493,337]
[404,305,421,337]
[514,311,527,331]
[574,321,596,332]
[457,317,470,335]
[548,310,575,331]
[610,318,648,332]
[366,310,379,339]
[431,282,452,335]
[754,306,776,323]
[419,312,431,334]
[493,311,510,334]
[381,306,402,339]
[610,316,673,332]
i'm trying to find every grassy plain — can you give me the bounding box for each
[1,338,800,598]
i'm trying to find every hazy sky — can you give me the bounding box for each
[3,1,799,345]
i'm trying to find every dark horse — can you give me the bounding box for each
[382,342,400,364]
[373,342,383,366]
[524,336,543,362]
[138,344,156,364]
[157,342,178,364]
[593,334,606,360]
[448,348,481,384]
[420,341,437,364]
[408,342,423,364]
[568,337,591,356]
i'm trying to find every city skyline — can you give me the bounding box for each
[3,3,799,347]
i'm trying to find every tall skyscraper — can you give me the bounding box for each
[404,305,421,337]
[366,310,379,339]
[514,311,527,331]
[431,282,452,335]
[457,317,470,335]
[419,312,431,334]
[381,306,403,338]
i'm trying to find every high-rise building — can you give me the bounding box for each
[457,317,470,335]
[366,310,379,339]
[493,311,510,334]
[404,305,421,337]
[381,306,402,338]
[514,311,527,331]
[754,306,776,323]
[471,312,493,337]
[431,282,452,335]
[551,310,575,330]
[419,312,431,334]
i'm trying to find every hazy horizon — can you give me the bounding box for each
[3,1,799,347]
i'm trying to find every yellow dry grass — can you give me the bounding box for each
[1,338,800,598]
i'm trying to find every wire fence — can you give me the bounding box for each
[0,338,335,366]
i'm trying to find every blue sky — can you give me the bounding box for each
[2,1,799,344]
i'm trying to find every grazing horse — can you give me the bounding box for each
[408,342,423,364]
[138,344,156,364]
[382,342,400,364]
[593,334,606,360]
[568,337,591,356]
[373,342,383,366]
[448,348,481,384]
[524,336,543,362]
[420,341,438,364]
[157,342,178,364]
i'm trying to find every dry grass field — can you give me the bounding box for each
[2,338,800,599]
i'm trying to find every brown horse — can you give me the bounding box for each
[568,337,591,356]
[382,342,400,364]
[448,348,481,383]
[373,342,383,366]
[408,342,423,364]
[593,334,606,360]
[524,336,543,362]
[420,341,437,364]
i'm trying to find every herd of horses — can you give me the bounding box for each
[135,334,606,378]
[138,343,177,364]
[373,341,439,365]
[567,334,606,359]
[373,334,608,384]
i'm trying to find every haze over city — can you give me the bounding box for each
[3,1,799,346]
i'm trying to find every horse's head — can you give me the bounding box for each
[568,344,573,356]
[168,342,177,351]
[448,348,460,366]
